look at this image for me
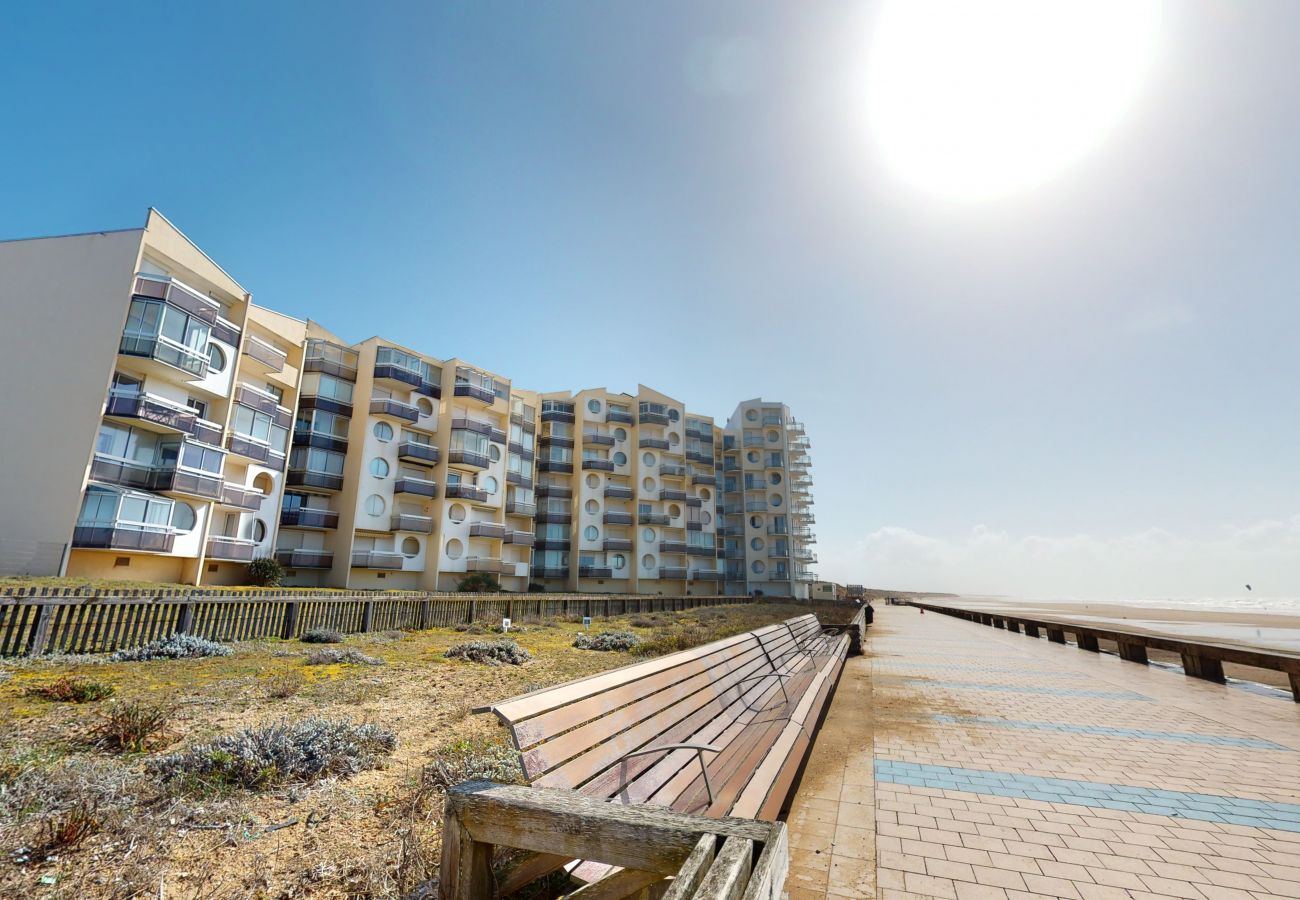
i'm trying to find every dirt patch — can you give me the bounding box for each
[0,601,822,899]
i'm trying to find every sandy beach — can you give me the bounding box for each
[926,596,1300,691]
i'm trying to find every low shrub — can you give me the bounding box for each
[305,648,384,666]
[628,615,664,628]
[456,573,498,593]
[149,718,397,791]
[573,630,642,652]
[445,639,531,667]
[111,633,232,662]
[264,673,305,698]
[1,757,138,864]
[27,675,115,703]
[247,556,284,587]
[423,737,523,792]
[300,628,344,644]
[452,623,487,634]
[88,700,172,753]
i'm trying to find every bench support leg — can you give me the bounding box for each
[1118,641,1148,665]
[1182,653,1226,684]
[1024,624,1040,638]
[1005,621,1020,634]
[992,618,1005,629]
[1076,634,1099,652]
[1291,672,1300,703]
[439,806,495,899]
[1047,628,1066,644]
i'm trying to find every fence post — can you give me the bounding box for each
[282,601,300,639]
[25,603,55,656]
[362,601,375,633]
[177,601,196,635]
[506,599,513,621]
[420,600,431,630]
[470,598,477,623]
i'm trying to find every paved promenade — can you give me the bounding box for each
[785,605,1300,899]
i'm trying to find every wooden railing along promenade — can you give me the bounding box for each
[0,588,733,658]
[908,599,1300,702]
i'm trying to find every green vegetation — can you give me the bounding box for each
[26,676,115,703]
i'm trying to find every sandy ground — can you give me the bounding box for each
[0,601,852,900]
[928,596,1300,690]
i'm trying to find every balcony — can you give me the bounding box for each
[761,414,783,427]
[304,341,359,381]
[691,474,716,486]
[505,499,536,517]
[540,405,575,424]
[73,524,174,553]
[603,538,633,552]
[394,476,438,498]
[536,459,573,474]
[745,501,767,513]
[603,512,634,526]
[374,354,440,397]
[767,546,790,559]
[506,471,533,489]
[789,420,806,434]
[534,539,570,551]
[582,458,614,472]
[685,425,709,440]
[370,397,420,423]
[351,550,405,569]
[537,483,573,499]
[510,403,536,426]
[445,483,488,503]
[503,530,534,546]
[118,330,209,378]
[390,440,436,466]
[536,511,572,525]
[104,392,198,436]
[659,489,687,502]
[579,565,613,579]
[448,448,491,470]
[659,540,688,554]
[744,481,767,493]
[686,521,703,532]
[604,409,634,425]
[658,566,687,580]
[88,456,225,501]
[469,521,506,539]
[132,274,219,321]
[467,556,512,574]
[690,570,723,581]
[582,432,615,446]
[687,545,715,557]
[639,410,670,426]
[603,485,633,500]
[531,566,569,579]
[275,548,333,569]
[280,507,339,529]
[540,434,575,449]
[391,513,435,534]
[659,463,687,477]
[454,381,497,405]
[686,450,712,465]
[298,393,353,419]
[639,512,671,526]
[221,483,265,511]
[743,437,764,448]
[292,428,348,453]
[638,437,670,451]
[452,417,495,438]
[242,335,287,373]
[286,468,343,491]
[206,536,257,562]
[234,385,293,426]
[226,434,288,471]
[507,441,533,459]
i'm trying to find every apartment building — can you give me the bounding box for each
[0,211,815,595]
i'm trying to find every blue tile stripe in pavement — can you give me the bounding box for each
[930,713,1293,751]
[894,677,1152,701]
[874,759,1300,833]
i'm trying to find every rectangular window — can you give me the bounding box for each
[316,374,354,403]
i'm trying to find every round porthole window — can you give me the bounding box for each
[365,494,386,516]
[770,472,782,485]
[373,421,393,442]
[207,344,227,373]
[614,427,627,442]
[642,554,655,570]
[586,474,599,488]
[584,525,599,541]
[642,528,655,542]
[770,494,783,507]
[588,399,601,414]
[751,560,766,574]
[702,511,712,525]
[448,503,467,523]
[171,502,196,532]
[489,445,502,462]
[751,537,765,551]
[749,515,762,529]
[668,504,681,518]
[585,499,599,514]
[767,430,780,443]
[445,538,463,559]
[668,433,680,446]
[612,554,626,570]
[613,452,627,466]
[370,458,389,478]
[745,409,758,422]
[642,477,655,492]
[251,519,268,543]
[746,451,759,464]
[668,409,679,422]
[483,476,498,494]
[417,397,434,417]
[401,536,420,556]
[642,452,655,466]
[700,488,711,501]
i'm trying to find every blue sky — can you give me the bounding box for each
[3,2,1298,598]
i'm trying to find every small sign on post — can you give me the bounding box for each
[582,616,592,631]
[502,617,512,633]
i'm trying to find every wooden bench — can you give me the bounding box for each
[473,613,850,894]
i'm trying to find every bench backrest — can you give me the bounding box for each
[480,614,827,801]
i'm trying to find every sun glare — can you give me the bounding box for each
[866,0,1162,203]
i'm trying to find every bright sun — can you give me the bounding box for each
[866,0,1162,202]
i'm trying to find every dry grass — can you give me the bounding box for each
[0,600,824,898]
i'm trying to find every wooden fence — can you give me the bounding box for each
[0,589,736,658]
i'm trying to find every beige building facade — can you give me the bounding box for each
[0,211,816,595]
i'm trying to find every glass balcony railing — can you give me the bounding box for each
[275,548,333,569]
[73,523,174,553]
